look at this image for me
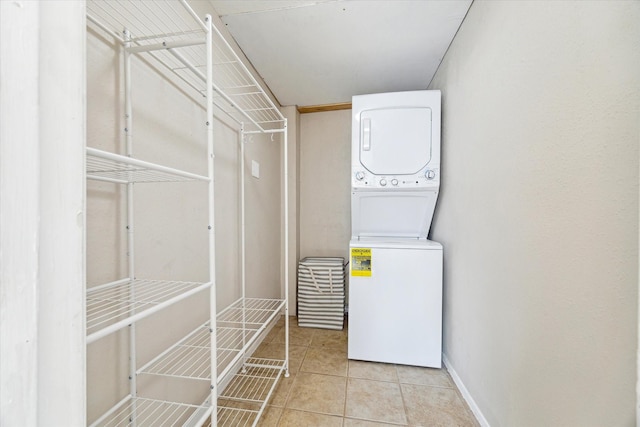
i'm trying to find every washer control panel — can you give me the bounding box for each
[352,168,439,189]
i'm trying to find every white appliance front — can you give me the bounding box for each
[348,239,443,368]
[359,107,432,175]
[352,90,441,191]
[351,190,438,239]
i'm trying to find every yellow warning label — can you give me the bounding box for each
[351,248,372,277]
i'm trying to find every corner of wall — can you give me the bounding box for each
[443,355,490,427]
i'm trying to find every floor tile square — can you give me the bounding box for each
[311,327,348,350]
[301,346,348,376]
[401,383,479,426]
[278,409,343,426]
[345,378,407,425]
[348,360,398,382]
[396,365,454,388]
[272,324,315,346]
[343,418,405,426]
[256,406,282,427]
[286,372,347,416]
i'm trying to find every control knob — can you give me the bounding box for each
[355,171,365,181]
[391,179,399,186]
[425,169,436,180]
[379,178,387,186]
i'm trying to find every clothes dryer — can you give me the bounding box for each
[348,90,443,368]
[351,90,441,238]
[351,90,440,193]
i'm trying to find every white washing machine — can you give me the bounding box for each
[348,90,443,368]
[349,238,442,367]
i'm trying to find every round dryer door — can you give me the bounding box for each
[359,107,432,176]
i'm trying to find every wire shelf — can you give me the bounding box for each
[86,0,285,133]
[137,324,258,380]
[86,147,209,184]
[216,407,258,427]
[137,298,285,381]
[86,3,288,426]
[89,396,210,427]
[216,358,285,427]
[137,323,211,380]
[219,358,285,402]
[217,298,286,326]
[86,279,212,344]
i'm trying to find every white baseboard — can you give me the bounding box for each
[443,353,490,427]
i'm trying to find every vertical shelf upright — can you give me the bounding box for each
[86,0,289,426]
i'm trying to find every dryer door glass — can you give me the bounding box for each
[359,107,432,175]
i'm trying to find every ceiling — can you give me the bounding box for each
[208,0,472,108]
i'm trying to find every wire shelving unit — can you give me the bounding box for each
[85,1,290,425]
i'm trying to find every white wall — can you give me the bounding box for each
[1,1,86,425]
[429,2,640,426]
[299,110,352,261]
[242,130,283,299]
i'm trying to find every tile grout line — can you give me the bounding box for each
[343,357,349,423]
[396,364,412,427]
[276,316,312,426]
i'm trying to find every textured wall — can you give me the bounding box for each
[299,110,352,261]
[429,2,639,426]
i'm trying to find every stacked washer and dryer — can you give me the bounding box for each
[348,90,443,368]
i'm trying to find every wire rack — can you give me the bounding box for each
[86,147,210,184]
[212,358,285,427]
[219,358,285,402]
[86,0,285,133]
[215,407,258,427]
[136,324,258,380]
[86,2,288,426]
[86,279,212,344]
[89,396,211,427]
[218,358,285,427]
[137,298,285,381]
[217,298,286,326]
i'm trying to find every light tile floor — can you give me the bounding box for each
[253,316,479,427]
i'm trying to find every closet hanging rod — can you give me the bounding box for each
[126,38,205,54]
[85,175,129,185]
[130,28,204,43]
[243,129,286,135]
